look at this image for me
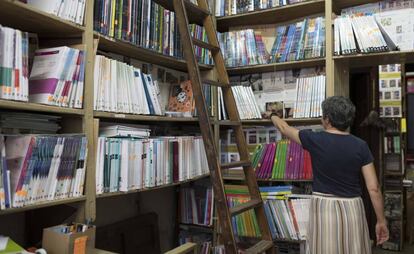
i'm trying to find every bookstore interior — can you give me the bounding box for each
[2,0,414,253]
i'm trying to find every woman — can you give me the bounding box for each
[270,96,389,254]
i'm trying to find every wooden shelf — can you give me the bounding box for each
[0,99,85,115]
[0,0,85,35]
[96,32,212,72]
[333,0,381,13]
[97,173,210,199]
[226,58,325,75]
[333,51,414,68]
[242,118,322,126]
[216,0,325,32]
[153,0,209,26]
[94,111,201,123]
[274,239,305,243]
[0,196,86,216]
[223,175,313,183]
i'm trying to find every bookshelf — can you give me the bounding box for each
[0,0,413,252]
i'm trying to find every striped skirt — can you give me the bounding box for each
[306,193,372,254]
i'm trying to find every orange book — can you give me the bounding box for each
[168,80,194,113]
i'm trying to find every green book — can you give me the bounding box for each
[0,237,24,254]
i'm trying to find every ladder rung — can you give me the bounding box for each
[230,199,262,216]
[218,120,241,126]
[203,79,229,87]
[245,240,274,254]
[192,38,220,52]
[221,160,251,169]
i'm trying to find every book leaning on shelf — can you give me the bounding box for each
[0,134,87,210]
[94,55,162,115]
[29,46,86,109]
[95,125,209,194]
[25,0,86,25]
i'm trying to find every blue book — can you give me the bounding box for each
[139,70,155,115]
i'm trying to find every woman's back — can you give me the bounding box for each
[299,130,373,197]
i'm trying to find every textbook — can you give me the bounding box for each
[27,0,86,25]
[180,185,214,226]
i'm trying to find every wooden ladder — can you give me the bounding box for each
[170,0,275,253]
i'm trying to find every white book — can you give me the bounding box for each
[119,139,129,192]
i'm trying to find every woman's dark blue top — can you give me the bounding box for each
[299,130,374,197]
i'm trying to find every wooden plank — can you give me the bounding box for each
[229,199,262,216]
[0,197,86,216]
[0,100,84,115]
[245,240,274,254]
[0,0,84,35]
[192,38,220,52]
[226,58,326,75]
[96,32,212,72]
[325,0,335,97]
[221,160,251,169]
[165,243,197,254]
[172,0,238,253]
[93,111,201,122]
[333,51,414,68]
[241,118,322,126]
[203,79,229,87]
[216,0,325,32]
[153,0,209,25]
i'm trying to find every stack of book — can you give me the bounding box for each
[261,186,311,240]
[334,15,394,55]
[0,135,87,210]
[0,25,29,102]
[384,135,401,154]
[95,132,209,194]
[179,185,214,226]
[94,55,162,115]
[293,75,325,119]
[218,29,269,67]
[29,46,86,109]
[269,17,325,63]
[215,0,309,17]
[225,185,261,238]
[253,140,313,180]
[26,0,86,25]
[0,112,61,134]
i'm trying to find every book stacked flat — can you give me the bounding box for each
[0,135,87,210]
[94,55,162,115]
[218,29,269,67]
[269,17,325,63]
[0,112,61,134]
[95,135,209,194]
[293,75,325,119]
[0,25,29,102]
[27,0,86,25]
[180,185,214,226]
[29,46,86,108]
[334,15,396,55]
[261,186,311,240]
[215,0,308,17]
[252,140,312,180]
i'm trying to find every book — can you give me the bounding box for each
[0,111,61,134]
[94,54,162,115]
[27,0,86,25]
[168,80,195,117]
[0,134,87,210]
[0,25,30,102]
[180,184,214,226]
[29,46,86,108]
[95,135,209,194]
[99,124,151,138]
[293,75,325,119]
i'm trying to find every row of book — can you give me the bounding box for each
[95,130,209,194]
[334,15,394,55]
[218,29,269,67]
[215,0,308,17]
[179,185,214,226]
[94,55,162,115]
[293,75,325,118]
[384,136,401,154]
[179,230,212,254]
[269,17,325,63]
[218,86,262,120]
[261,186,310,240]
[0,135,87,210]
[30,46,86,109]
[26,0,86,25]
[253,140,312,180]
[190,24,213,65]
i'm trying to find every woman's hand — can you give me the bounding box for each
[376,220,389,245]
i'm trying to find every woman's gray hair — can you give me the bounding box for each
[322,96,356,131]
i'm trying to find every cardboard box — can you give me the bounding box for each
[42,224,96,254]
